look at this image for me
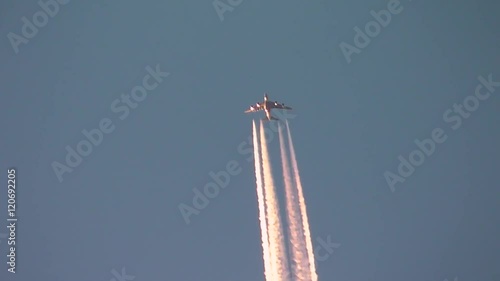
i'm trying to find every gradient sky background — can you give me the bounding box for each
[1,0,499,281]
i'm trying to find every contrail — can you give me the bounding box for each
[286,120,318,281]
[252,120,274,281]
[260,120,290,281]
[278,122,308,281]
[252,119,315,281]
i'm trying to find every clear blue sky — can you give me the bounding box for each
[1,0,499,280]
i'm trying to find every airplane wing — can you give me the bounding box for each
[244,102,264,113]
[269,101,292,110]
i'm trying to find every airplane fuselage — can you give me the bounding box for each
[264,107,272,120]
[245,93,290,121]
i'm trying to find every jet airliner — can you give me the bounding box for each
[244,93,292,121]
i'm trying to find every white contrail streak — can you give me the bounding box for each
[286,120,318,281]
[252,120,274,281]
[278,122,308,281]
[260,120,290,281]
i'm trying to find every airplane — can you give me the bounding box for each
[244,93,292,121]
